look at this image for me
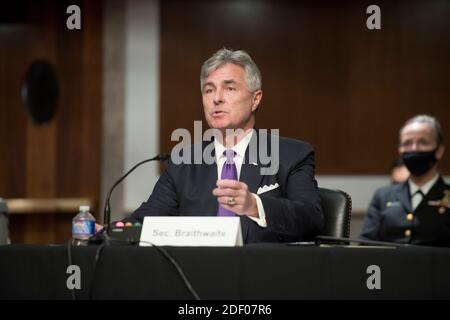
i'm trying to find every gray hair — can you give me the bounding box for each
[200,48,262,92]
[399,114,444,145]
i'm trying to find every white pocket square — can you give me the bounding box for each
[257,183,280,195]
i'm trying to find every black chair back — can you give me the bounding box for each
[318,187,352,238]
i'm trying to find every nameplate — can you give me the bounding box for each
[140,216,243,247]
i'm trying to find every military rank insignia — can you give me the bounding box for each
[428,190,450,214]
[386,201,401,208]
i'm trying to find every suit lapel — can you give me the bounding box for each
[239,128,264,193]
[239,130,265,242]
[204,162,219,216]
[240,163,264,194]
[396,182,413,213]
[415,176,445,213]
[202,140,219,216]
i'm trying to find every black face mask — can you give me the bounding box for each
[401,149,438,176]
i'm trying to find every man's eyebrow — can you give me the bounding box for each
[223,79,237,85]
[203,82,215,89]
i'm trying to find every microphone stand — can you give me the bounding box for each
[102,153,169,236]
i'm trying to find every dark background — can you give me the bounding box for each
[160,0,450,174]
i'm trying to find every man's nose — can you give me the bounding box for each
[213,89,224,105]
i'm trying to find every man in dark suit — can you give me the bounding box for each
[360,115,450,246]
[128,48,323,244]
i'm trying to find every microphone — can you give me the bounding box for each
[103,153,170,235]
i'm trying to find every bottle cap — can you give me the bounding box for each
[79,205,90,212]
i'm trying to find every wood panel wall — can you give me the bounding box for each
[0,0,102,243]
[160,0,450,174]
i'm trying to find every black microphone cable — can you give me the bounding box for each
[139,240,201,300]
[88,241,108,300]
[87,239,200,300]
[67,239,107,300]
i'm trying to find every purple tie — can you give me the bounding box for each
[217,149,237,216]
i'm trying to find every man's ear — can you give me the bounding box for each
[251,90,263,112]
[436,144,445,160]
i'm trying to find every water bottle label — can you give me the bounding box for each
[72,220,95,238]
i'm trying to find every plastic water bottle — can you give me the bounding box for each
[72,205,95,246]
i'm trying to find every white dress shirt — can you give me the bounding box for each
[409,174,439,210]
[214,130,267,228]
